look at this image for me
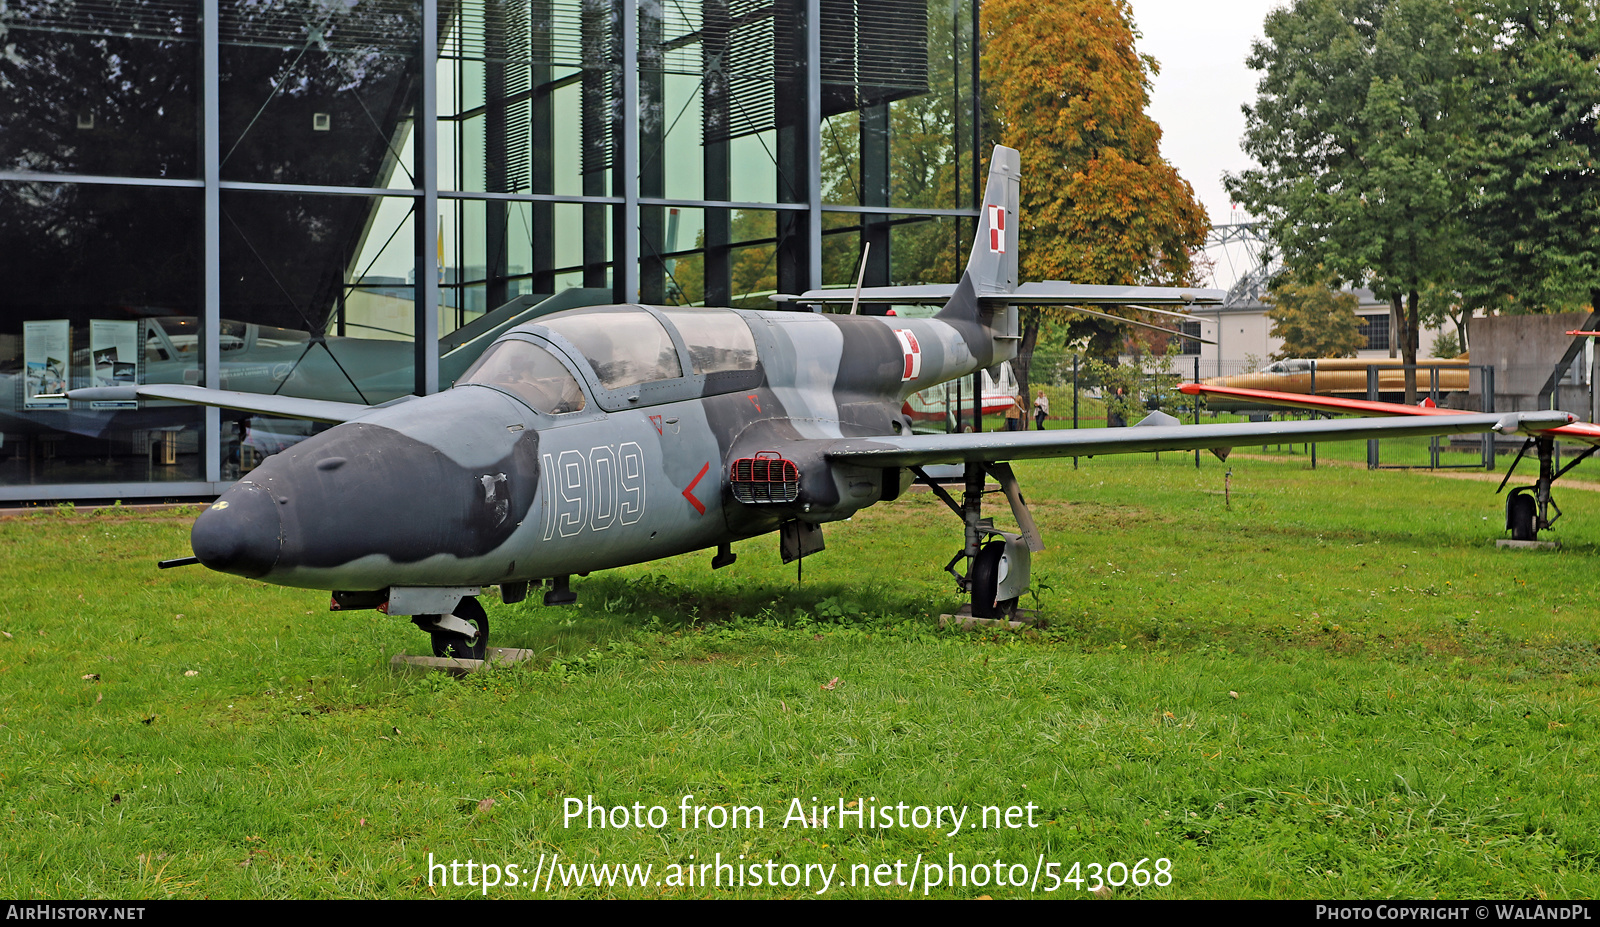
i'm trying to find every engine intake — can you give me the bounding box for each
[730,452,800,504]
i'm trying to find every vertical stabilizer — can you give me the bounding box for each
[936,146,1021,363]
[966,146,1020,295]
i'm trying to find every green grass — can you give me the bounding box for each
[2,454,1599,898]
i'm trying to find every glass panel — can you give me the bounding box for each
[448,194,554,321]
[820,211,862,287]
[729,131,779,204]
[885,0,959,211]
[819,213,963,294]
[551,202,587,277]
[221,190,418,409]
[439,1,601,198]
[669,208,779,309]
[818,0,978,213]
[219,0,423,187]
[0,1,200,179]
[0,182,203,487]
[460,339,586,414]
[660,308,756,374]
[541,307,682,390]
[643,2,704,202]
[641,206,703,305]
[890,213,963,284]
[820,112,861,205]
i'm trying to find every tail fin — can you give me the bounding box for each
[965,146,1020,296]
[936,146,1021,362]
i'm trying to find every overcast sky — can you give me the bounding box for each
[1124,0,1286,288]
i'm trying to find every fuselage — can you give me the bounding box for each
[189,302,994,592]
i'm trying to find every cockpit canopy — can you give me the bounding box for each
[459,339,587,415]
[457,305,760,414]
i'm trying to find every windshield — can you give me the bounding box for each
[458,339,587,414]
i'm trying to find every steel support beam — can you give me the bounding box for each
[203,0,221,483]
[415,0,440,396]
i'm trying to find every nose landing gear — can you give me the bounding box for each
[417,596,489,661]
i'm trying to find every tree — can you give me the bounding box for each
[1226,0,1464,402]
[1262,271,1368,359]
[1458,1,1600,316]
[981,0,1209,402]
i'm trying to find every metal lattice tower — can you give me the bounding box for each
[1205,220,1277,308]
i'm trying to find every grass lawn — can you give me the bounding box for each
[2,449,1598,899]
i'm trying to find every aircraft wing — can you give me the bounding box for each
[824,410,1576,468]
[1181,383,1600,446]
[64,385,375,424]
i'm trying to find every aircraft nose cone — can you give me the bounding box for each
[191,481,282,578]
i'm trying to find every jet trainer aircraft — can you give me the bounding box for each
[67,147,1577,659]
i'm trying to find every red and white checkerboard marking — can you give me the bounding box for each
[987,204,1005,253]
[894,329,922,380]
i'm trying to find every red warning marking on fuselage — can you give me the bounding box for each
[683,461,710,515]
[649,414,663,434]
[747,394,762,413]
[894,329,922,381]
[987,204,1005,253]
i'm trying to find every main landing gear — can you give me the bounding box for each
[1499,435,1598,541]
[912,461,1043,620]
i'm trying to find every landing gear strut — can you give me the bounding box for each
[916,461,1042,620]
[1499,436,1595,540]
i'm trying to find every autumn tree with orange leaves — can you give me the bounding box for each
[982,0,1208,399]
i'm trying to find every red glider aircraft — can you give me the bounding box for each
[1181,382,1600,541]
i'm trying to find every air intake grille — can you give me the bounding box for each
[731,452,800,504]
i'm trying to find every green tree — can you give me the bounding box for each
[1262,272,1368,359]
[1226,0,1464,402]
[1458,1,1600,316]
[1430,329,1462,358]
[982,0,1209,400]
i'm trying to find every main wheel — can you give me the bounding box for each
[429,596,489,661]
[1507,490,1537,541]
[970,540,1016,620]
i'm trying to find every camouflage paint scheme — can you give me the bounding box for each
[186,283,1011,591]
[181,148,1026,598]
[81,147,1576,648]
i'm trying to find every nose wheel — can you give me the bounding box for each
[418,596,489,661]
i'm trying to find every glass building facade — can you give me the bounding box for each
[0,0,982,502]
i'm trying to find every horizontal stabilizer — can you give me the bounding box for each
[65,385,376,424]
[824,410,1577,468]
[783,281,1225,307]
